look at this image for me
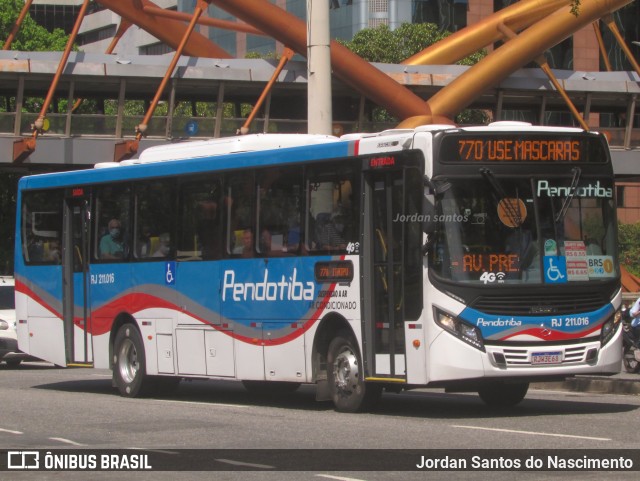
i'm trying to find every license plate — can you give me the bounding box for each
[531,351,562,365]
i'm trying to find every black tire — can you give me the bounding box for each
[622,345,640,373]
[5,359,22,368]
[478,382,529,407]
[327,334,382,413]
[242,381,300,395]
[113,324,154,397]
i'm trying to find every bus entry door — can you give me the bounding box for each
[364,171,407,379]
[363,162,423,381]
[62,197,93,365]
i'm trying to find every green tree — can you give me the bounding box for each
[1,0,74,113]
[618,222,640,277]
[338,23,488,125]
[337,22,485,66]
[0,0,69,51]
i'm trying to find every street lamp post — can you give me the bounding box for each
[307,0,333,135]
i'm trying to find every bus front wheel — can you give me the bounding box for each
[478,381,529,407]
[113,324,152,397]
[327,334,381,412]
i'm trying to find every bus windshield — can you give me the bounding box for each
[430,175,618,285]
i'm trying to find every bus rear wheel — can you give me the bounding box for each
[327,334,381,412]
[113,324,153,397]
[478,381,529,407]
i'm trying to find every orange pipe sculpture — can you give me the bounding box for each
[403,0,571,66]
[4,0,636,160]
[239,48,295,135]
[601,13,640,76]
[2,0,34,50]
[398,0,635,128]
[96,0,232,59]
[13,0,91,162]
[210,0,437,122]
[141,3,263,36]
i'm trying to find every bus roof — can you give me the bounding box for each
[18,124,600,191]
[134,133,340,164]
[19,134,358,190]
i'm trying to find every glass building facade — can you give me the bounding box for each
[174,0,640,73]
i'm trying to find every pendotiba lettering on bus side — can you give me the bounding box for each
[222,268,314,302]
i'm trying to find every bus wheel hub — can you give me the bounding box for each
[334,350,359,392]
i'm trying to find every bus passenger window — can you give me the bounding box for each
[94,185,131,262]
[132,180,174,260]
[257,167,303,256]
[226,174,254,256]
[21,190,64,265]
[178,179,222,261]
[307,166,359,253]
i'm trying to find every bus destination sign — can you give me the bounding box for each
[459,139,579,162]
[314,261,354,283]
[440,134,606,163]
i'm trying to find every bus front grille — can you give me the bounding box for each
[489,344,592,367]
[471,292,607,316]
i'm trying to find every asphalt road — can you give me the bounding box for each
[1,362,639,480]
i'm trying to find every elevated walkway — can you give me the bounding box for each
[0,51,638,171]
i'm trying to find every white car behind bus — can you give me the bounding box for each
[0,277,30,367]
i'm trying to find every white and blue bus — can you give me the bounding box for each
[14,122,622,411]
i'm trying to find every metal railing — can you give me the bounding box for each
[1,111,636,149]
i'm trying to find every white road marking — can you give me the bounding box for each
[0,428,23,435]
[452,425,611,441]
[49,437,86,446]
[316,475,369,481]
[215,458,275,469]
[130,447,179,455]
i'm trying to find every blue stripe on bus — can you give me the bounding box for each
[20,140,354,190]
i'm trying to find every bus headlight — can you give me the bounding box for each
[0,319,8,330]
[600,310,621,346]
[434,308,485,351]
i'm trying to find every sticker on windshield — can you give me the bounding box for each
[544,239,557,256]
[543,256,567,284]
[496,198,527,228]
[587,256,616,278]
[564,241,589,281]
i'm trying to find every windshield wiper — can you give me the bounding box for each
[480,168,522,227]
[554,167,582,223]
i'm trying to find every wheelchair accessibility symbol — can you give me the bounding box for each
[165,261,176,285]
[543,256,567,284]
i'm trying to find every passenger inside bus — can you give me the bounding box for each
[152,233,171,257]
[259,228,272,254]
[47,239,61,264]
[99,218,126,259]
[240,228,254,258]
